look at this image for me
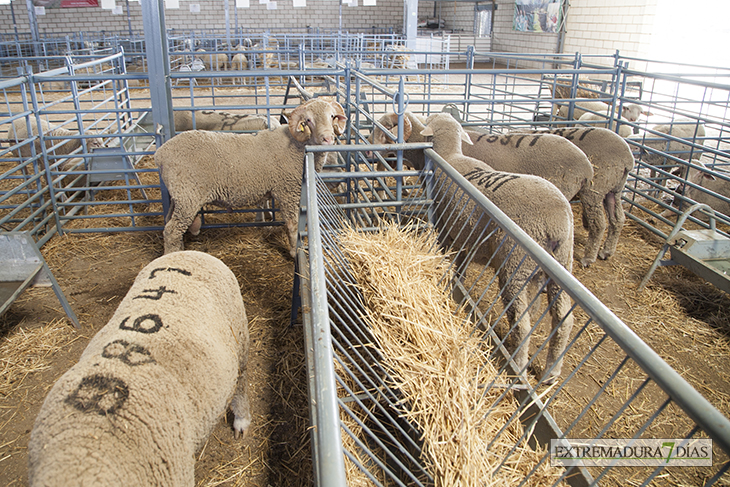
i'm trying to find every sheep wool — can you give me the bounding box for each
[157,97,346,256]
[522,127,635,267]
[420,113,575,383]
[28,250,251,487]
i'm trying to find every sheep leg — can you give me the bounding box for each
[542,283,574,384]
[598,190,626,260]
[578,193,606,268]
[163,205,199,254]
[279,200,300,259]
[189,214,202,236]
[231,368,251,439]
[503,288,532,375]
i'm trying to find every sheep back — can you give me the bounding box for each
[173,110,274,132]
[462,130,593,201]
[157,127,304,210]
[28,250,249,487]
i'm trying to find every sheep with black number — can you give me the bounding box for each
[7,118,103,167]
[156,97,347,256]
[173,110,280,133]
[632,120,706,192]
[512,127,636,267]
[28,250,251,487]
[422,113,575,383]
[370,112,614,266]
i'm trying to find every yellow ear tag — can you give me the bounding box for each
[298,122,307,132]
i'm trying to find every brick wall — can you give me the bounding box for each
[0,0,406,36]
[0,0,659,61]
[562,0,657,60]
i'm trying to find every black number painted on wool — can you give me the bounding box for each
[120,314,164,334]
[133,286,177,301]
[463,168,520,192]
[148,267,192,279]
[65,374,129,415]
[472,133,541,148]
[201,110,253,131]
[549,127,594,141]
[102,339,156,366]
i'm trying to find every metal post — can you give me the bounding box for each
[141,0,174,143]
[141,0,174,219]
[405,0,418,51]
[24,0,40,57]
[224,0,231,48]
[125,0,133,37]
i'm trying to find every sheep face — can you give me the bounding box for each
[287,98,346,144]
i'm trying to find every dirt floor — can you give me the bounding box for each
[2,198,730,486]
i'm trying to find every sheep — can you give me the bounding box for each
[507,126,636,266]
[27,250,251,486]
[7,118,103,164]
[557,101,650,136]
[230,51,249,84]
[195,48,228,71]
[663,161,730,222]
[371,112,621,266]
[172,110,280,133]
[156,97,347,256]
[633,120,706,192]
[420,113,575,383]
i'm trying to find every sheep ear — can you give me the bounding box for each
[330,101,347,136]
[460,128,473,145]
[420,126,434,137]
[288,105,312,142]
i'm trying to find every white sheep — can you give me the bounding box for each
[195,48,228,71]
[371,112,617,266]
[633,120,706,192]
[173,110,280,133]
[557,101,649,136]
[421,113,575,383]
[156,97,347,256]
[663,161,730,222]
[28,250,251,486]
[7,118,103,166]
[518,127,636,266]
[230,51,249,84]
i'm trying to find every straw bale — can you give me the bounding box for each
[339,222,564,487]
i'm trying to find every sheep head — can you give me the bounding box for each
[420,113,473,146]
[288,98,347,144]
[370,112,412,145]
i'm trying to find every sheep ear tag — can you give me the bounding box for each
[298,121,307,133]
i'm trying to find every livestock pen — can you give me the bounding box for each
[1,41,730,486]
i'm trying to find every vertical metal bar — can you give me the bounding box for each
[141,0,174,144]
[305,152,347,486]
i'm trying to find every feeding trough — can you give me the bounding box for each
[639,203,730,293]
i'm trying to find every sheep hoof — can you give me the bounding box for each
[580,257,595,268]
[598,250,612,260]
[540,372,559,386]
[233,416,251,439]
